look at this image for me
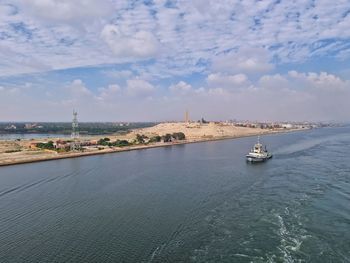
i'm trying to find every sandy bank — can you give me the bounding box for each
[0,126,306,167]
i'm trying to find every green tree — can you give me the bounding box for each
[36,140,55,150]
[172,132,186,140]
[98,138,109,146]
[47,141,54,148]
[117,140,130,147]
[149,135,161,143]
[162,133,172,142]
[136,134,145,144]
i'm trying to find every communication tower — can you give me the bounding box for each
[70,110,80,151]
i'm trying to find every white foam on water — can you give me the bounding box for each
[147,243,166,263]
[274,133,350,155]
[233,253,250,258]
[273,211,311,263]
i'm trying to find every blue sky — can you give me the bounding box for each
[0,0,350,122]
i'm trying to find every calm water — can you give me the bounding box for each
[0,134,68,140]
[0,127,349,262]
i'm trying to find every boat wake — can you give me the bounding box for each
[274,133,350,156]
[274,212,309,262]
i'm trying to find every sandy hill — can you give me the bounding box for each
[131,122,268,140]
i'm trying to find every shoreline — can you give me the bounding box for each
[0,128,307,167]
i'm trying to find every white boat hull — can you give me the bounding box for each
[246,137,272,163]
[246,153,272,162]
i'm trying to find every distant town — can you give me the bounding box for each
[0,119,334,136]
[0,122,155,135]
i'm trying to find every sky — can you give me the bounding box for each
[0,0,350,122]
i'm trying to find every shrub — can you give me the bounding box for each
[149,135,161,143]
[172,132,186,140]
[162,133,172,142]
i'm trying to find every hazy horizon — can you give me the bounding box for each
[0,118,344,124]
[1,1,350,122]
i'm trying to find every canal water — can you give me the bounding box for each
[0,127,349,262]
[0,134,68,140]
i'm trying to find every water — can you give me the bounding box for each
[0,134,68,140]
[0,127,349,262]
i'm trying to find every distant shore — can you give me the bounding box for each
[0,128,307,167]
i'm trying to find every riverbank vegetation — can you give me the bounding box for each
[36,141,55,150]
[0,122,157,135]
[96,132,186,148]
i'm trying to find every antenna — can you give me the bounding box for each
[70,110,80,151]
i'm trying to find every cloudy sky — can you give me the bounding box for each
[0,0,350,122]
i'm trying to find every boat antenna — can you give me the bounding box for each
[258,135,260,144]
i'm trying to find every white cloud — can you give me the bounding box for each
[1,1,350,77]
[98,84,121,100]
[100,83,120,93]
[163,70,350,121]
[17,0,113,24]
[207,87,227,96]
[1,69,350,121]
[68,79,92,96]
[288,71,348,90]
[258,74,290,90]
[169,81,192,94]
[1,1,350,122]
[207,73,248,89]
[101,24,159,59]
[126,79,155,97]
[0,3,15,16]
[212,47,274,74]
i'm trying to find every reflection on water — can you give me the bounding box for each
[0,127,349,262]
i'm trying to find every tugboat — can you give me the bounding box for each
[246,136,273,163]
